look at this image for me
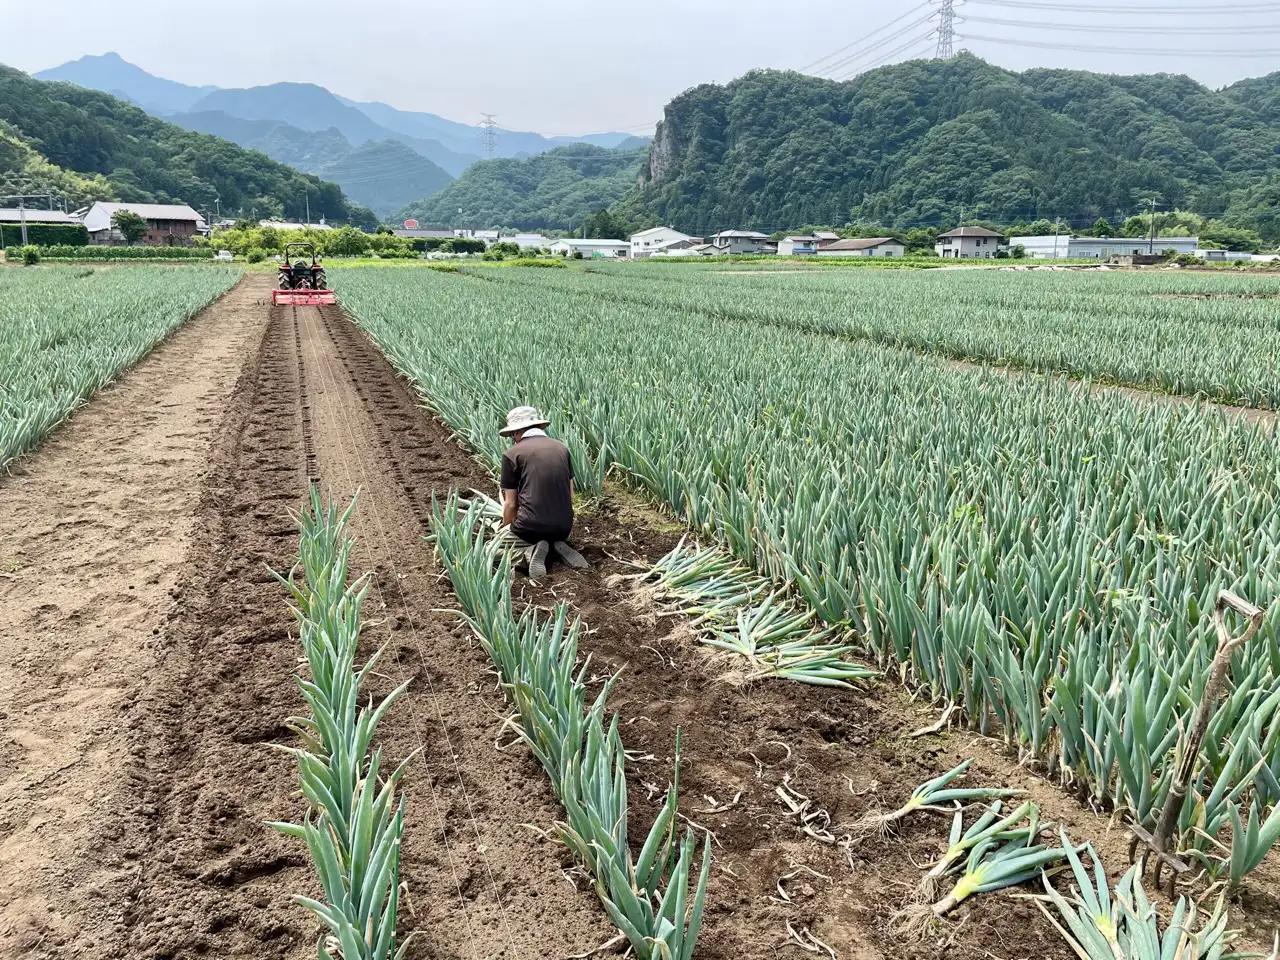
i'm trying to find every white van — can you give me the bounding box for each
[214,250,234,261]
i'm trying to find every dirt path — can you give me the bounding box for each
[0,275,274,958]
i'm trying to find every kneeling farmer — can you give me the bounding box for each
[499,405,589,580]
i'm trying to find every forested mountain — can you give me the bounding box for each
[35,52,214,113]
[169,111,452,216]
[0,120,115,208]
[35,55,646,173]
[606,57,1280,242]
[316,140,453,216]
[398,144,647,231]
[0,65,373,225]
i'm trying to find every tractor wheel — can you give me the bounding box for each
[278,275,293,290]
[314,270,328,289]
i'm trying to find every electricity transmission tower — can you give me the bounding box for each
[934,0,957,59]
[479,114,499,159]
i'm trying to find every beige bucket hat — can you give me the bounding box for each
[499,405,551,437]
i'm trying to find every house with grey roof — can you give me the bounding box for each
[710,230,772,255]
[82,202,206,246]
[935,226,1007,259]
[815,237,905,258]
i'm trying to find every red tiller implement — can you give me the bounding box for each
[274,241,334,306]
[272,289,337,306]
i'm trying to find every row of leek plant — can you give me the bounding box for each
[333,267,1280,886]
[269,488,415,959]
[471,258,1280,409]
[429,493,710,960]
[0,265,242,470]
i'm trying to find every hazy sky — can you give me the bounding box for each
[2,0,1277,134]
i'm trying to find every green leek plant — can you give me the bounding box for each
[429,493,711,960]
[850,759,1022,841]
[1040,833,1235,960]
[269,487,414,959]
[918,800,1039,900]
[335,265,1280,885]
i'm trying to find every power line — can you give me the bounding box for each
[834,35,938,80]
[963,12,1280,32]
[936,0,958,58]
[969,0,1280,12]
[800,1,932,73]
[816,13,939,77]
[964,31,1280,55]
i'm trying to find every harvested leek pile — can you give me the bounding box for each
[0,265,241,470]
[430,493,710,960]
[336,266,1280,886]
[620,539,877,687]
[270,489,414,959]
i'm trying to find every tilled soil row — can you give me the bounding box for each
[118,295,315,960]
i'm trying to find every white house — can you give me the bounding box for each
[549,238,630,259]
[631,226,693,258]
[508,233,553,250]
[83,202,206,246]
[815,237,905,258]
[1199,249,1251,262]
[1071,236,1197,259]
[777,236,821,256]
[935,226,1007,259]
[710,230,772,255]
[259,219,333,232]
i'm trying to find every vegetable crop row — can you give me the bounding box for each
[430,494,710,959]
[475,264,1280,409]
[270,490,414,959]
[335,266,1280,887]
[0,265,242,471]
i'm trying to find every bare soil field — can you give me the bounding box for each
[3,280,1276,959]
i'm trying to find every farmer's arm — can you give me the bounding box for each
[500,452,518,527]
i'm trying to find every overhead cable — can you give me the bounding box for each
[800,1,933,72]
[964,32,1280,56]
[964,12,1280,32]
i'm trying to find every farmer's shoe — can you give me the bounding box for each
[553,541,589,570]
[528,540,551,581]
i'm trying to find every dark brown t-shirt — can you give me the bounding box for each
[500,434,575,540]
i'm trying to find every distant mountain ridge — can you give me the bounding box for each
[605,56,1280,243]
[33,54,648,218]
[0,64,370,226]
[398,143,648,231]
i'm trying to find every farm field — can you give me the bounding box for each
[479,263,1280,408]
[0,265,243,470]
[2,263,1279,960]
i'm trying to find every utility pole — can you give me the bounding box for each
[1053,217,1061,258]
[1148,197,1157,255]
[479,114,499,159]
[935,0,957,59]
[305,191,311,227]
[18,199,28,247]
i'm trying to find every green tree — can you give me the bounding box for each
[110,209,148,245]
[330,226,372,258]
[1199,220,1263,253]
[1090,217,1114,237]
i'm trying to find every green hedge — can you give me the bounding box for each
[37,245,215,261]
[0,223,89,248]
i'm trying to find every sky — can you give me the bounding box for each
[2,0,1278,135]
